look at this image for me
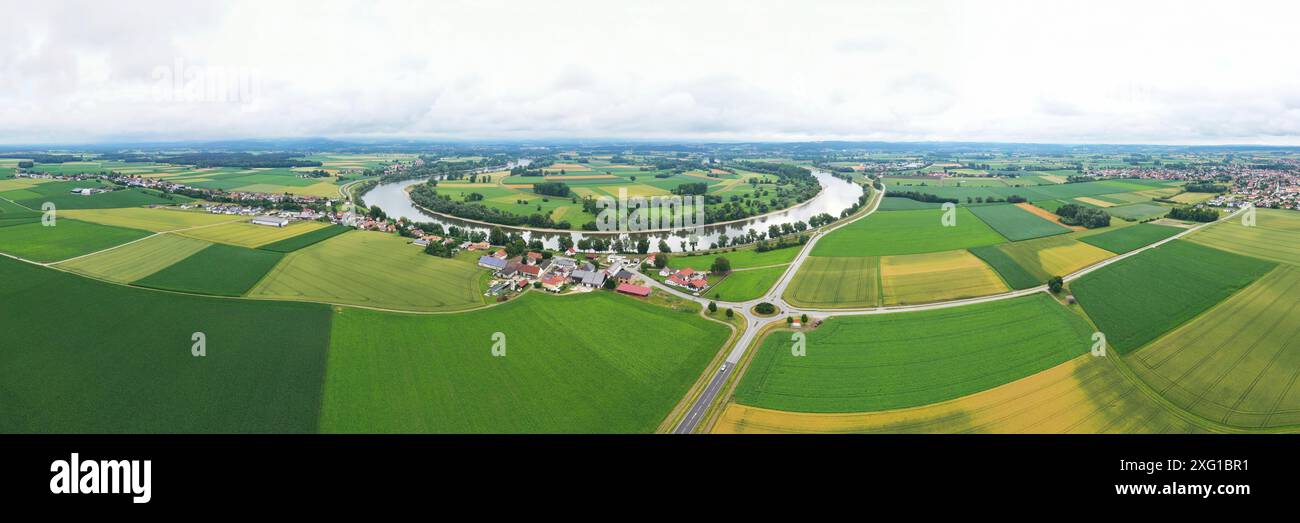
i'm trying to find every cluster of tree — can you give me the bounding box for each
[0,153,81,163]
[754,302,776,315]
[710,257,731,275]
[962,195,1024,204]
[532,181,571,197]
[1184,183,1227,193]
[888,191,958,204]
[807,212,836,228]
[768,220,809,239]
[153,152,322,168]
[409,182,570,229]
[753,234,808,253]
[1167,206,1219,222]
[1055,203,1111,228]
[672,182,710,196]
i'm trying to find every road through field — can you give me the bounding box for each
[660,187,1247,433]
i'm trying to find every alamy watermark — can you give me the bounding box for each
[152,58,260,110]
[941,202,957,227]
[594,187,705,236]
[1241,204,1256,227]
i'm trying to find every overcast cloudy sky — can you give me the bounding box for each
[3,0,1299,145]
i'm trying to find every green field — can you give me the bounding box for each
[967,204,1070,241]
[1130,265,1300,428]
[1079,223,1183,254]
[707,265,787,302]
[55,234,213,283]
[1072,240,1276,354]
[733,294,1094,412]
[0,256,332,433]
[257,224,351,253]
[784,256,880,308]
[60,207,239,232]
[812,208,1005,257]
[0,219,152,263]
[0,180,183,210]
[877,196,943,211]
[884,179,1166,203]
[967,245,1041,289]
[177,220,331,248]
[1186,208,1300,266]
[1104,202,1171,221]
[879,250,1008,305]
[250,231,489,312]
[320,292,730,433]
[669,244,802,271]
[134,243,284,296]
[982,234,1115,284]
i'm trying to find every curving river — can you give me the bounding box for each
[361,170,863,252]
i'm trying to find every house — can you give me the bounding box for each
[565,246,578,256]
[478,256,508,270]
[616,283,652,297]
[550,257,577,270]
[614,270,635,283]
[499,261,521,278]
[412,238,431,247]
[569,269,607,288]
[518,264,542,279]
[643,254,656,267]
[251,215,290,227]
[492,249,508,259]
[540,274,566,292]
[468,242,491,251]
[525,252,544,265]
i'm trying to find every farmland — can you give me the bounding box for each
[55,234,213,283]
[784,256,880,308]
[669,244,801,271]
[1071,240,1276,354]
[1186,208,1300,266]
[249,231,490,312]
[177,220,332,248]
[967,204,1070,241]
[879,250,1008,305]
[733,294,1094,412]
[812,207,1005,257]
[0,219,151,263]
[1130,265,1300,428]
[1079,223,1183,254]
[985,234,1115,283]
[708,265,787,302]
[968,245,1041,289]
[257,224,351,253]
[715,356,1202,434]
[133,243,284,297]
[0,256,332,433]
[319,292,729,433]
[60,207,240,232]
[0,179,183,209]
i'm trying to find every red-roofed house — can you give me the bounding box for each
[540,274,566,292]
[518,264,542,279]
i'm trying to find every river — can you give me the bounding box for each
[361,169,863,252]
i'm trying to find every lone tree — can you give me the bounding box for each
[710,256,732,275]
[725,308,734,318]
[708,301,718,313]
[602,277,617,290]
[786,316,793,325]
[800,313,808,324]
[653,254,668,269]
[1048,276,1064,294]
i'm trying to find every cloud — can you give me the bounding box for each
[2,0,1300,145]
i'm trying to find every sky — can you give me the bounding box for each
[2,0,1299,145]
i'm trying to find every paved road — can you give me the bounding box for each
[662,186,1245,433]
